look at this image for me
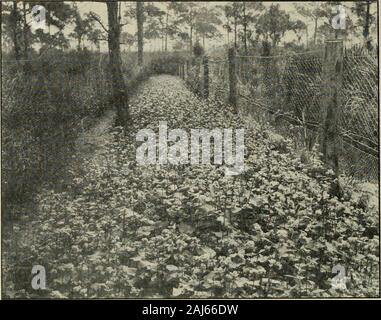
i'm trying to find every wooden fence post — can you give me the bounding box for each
[228,47,237,109]
[182,63,185,80]
[186,60,189,79]
[203,56,209,99]
[320,39,344,177]
[196,58,202,95]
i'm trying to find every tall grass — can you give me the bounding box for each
[2,50,110,213]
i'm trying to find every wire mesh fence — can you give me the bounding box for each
[182,43,379,182]
[209,58,229,102]
[234,51,325,156]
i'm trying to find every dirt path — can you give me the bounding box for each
[70,109,117,179]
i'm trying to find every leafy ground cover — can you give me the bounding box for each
[3,75,379,298]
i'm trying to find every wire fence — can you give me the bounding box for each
[182,43,379,182]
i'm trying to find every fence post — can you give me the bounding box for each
[320,39,344,177]
[186,60,189,79]
[196,58,202,95]
[182,63,185,80]
[203,56,209,99]
[228,47,237,109]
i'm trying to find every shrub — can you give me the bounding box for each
[148,52,187,75]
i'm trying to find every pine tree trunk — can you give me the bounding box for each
[22,2,32,73]
[306,27,309,49]
[107,0,129,127]
[22,2,29,60]
[243,3,247,54]
[234,17,237,49]
[11,1,21,63]
[165,11,168,51]
[364,0,371,50]
[136,1,144,66]
[313,17,318,45]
